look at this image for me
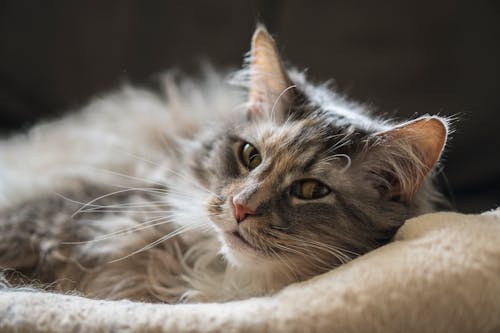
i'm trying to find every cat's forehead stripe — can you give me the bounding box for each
[259,120,323,150]
[252,119,332,181]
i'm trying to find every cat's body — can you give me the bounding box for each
[0,27,448,303]
[0,74,249,302]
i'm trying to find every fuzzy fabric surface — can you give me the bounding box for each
[1,209,499,333]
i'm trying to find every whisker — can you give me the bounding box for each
[114,148,224,201]
[70,187,172,218]
[78,209,176,214]
[108,222,209,263]
[269,231,355,267]
[65,209,213,245]
[321,153,352,172]
[96,184,169,195]
[269,247,299,280]
[116,149,164,168]
[292,240,352,264]
[275,243,334,271]
[81,204,171,211]
[63,215,177,244]
[270,85,296,122]
[54,192,105,209]
[105,149,223,200]
[80,166,167,187]
[284,232,359,256]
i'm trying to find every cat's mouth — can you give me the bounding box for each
[224,230,261,254]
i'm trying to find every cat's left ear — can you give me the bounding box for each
[363,116,448,202]
[246,25,295,121]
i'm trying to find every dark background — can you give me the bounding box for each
[1,1,499,213]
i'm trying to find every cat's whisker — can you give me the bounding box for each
[81,204,172,211]
[320,153,352,172]
[164,173,222,200]
[67,214,190,243]
[70,187,173,218]
[101,149,224,201]
[92,199,170,205]
[65,211,211,245]
[76,166,168,188]
[270,231,352,267]
[113,148,164,168]
[285,234,356,262]
[167,192,210,202]
[274,243,333,272]
[108,222,209,263]
[291,245,341,269]
[296,236,360,258]
[63,215,177,244]
[298,242,351,265]
[71,188,152,218]
[270,85,296,122]
[78,209,176,214]
[269,248,299,280]
[95,202,169,207]
[98,183,170,195]
[85,174,197,201]
[78,202,171,211]
[320,243,359,258]
[74,198,173,213]
[63,184,168,206]
[56,193,183,215]
[272,242,308,257]
[54,192,108,209]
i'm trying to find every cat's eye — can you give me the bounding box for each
[290,180,331,200]
[239,142,262,171]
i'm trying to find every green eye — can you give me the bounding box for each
[290,180,331,200]
[240,142,262,171]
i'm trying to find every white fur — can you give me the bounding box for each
[0,71,241,209]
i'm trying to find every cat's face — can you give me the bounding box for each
[204,118,377,273]
[190,27,447,278]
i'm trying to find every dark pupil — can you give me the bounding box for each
[242,143,261,170]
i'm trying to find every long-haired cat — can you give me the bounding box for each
[0,26,447,303]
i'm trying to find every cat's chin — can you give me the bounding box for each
[223,230,261,254]
[220,231,268,267]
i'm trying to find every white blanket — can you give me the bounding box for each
[1,210,499,333]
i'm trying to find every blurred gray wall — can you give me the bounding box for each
[0,1,499,213]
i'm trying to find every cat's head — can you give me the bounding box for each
[190,26,447,277]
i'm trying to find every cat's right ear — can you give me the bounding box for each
[362,116,448,202]
[246,25,295,121]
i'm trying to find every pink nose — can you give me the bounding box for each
[232,199,255,223]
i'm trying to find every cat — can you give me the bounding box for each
[0,25,448,303]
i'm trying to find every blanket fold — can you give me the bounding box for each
[1,210,499,333]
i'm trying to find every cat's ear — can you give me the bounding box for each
[247,25,294,121]
[363,116,448,201]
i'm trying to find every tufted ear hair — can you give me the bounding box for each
[246,25,295,121]
[363,116,448,202]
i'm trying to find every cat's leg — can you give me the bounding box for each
[0,186,98,284]
[0,185,196,303]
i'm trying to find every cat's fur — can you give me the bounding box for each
[0,26,448,303]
